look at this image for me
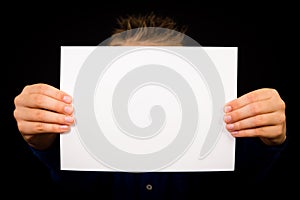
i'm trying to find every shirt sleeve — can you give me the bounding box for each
[235,129,288,183]
[28,136,61,182]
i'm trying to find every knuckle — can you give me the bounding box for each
[14,95,20,105]
[279,99,286,110]
[246,92,255,102]
[35,122,45,133]
[34,110,45,120]
[270,88,279,96]
[33,95,45,107]
[37,84,47,92]
[13,109,19,119]
[17,121,25,132]
[249,104,259,115]
[54,90,63,99]
[23,85,31,92]
[252,128,260,137]
[253,115,263,126]
[277,113,286,124]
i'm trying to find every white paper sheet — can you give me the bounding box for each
[60,46,237,172]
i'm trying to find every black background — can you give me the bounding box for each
[5,2,296,193]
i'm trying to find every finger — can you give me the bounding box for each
[17,120,71,135]
[224,98,279,123]
[23,84,72,103]
[14,106,74,125]
[225,88,278,110]
[225,111,285,132]
[227,124,283,139]
[16,93,74,115]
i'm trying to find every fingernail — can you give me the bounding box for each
[63,96,72,103]
[64,106,73,114]
[231,131,238,135]
[224,115,232,123]
[224,106,232,113]
[65,116,74,123]
[60,125,69,130]
[226,124,234,130]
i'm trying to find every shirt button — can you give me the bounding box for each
[146,184,153,191]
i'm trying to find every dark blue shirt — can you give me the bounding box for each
[29,135,287,198]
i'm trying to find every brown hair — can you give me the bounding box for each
[109,12,188,46]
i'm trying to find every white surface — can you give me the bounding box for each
[60,46,237,172]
